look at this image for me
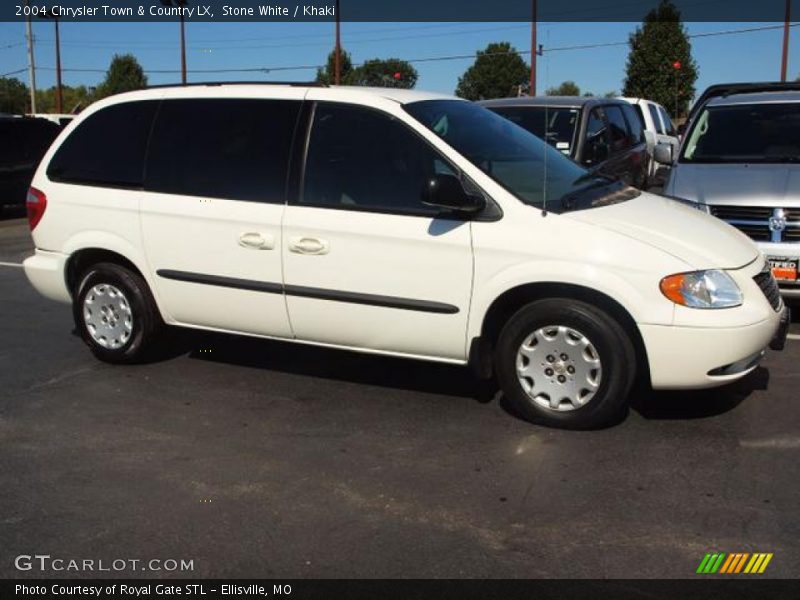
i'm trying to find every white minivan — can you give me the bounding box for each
[23,84,789,429]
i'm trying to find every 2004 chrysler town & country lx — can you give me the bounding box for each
[22,84,790,428]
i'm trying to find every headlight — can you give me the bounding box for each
[660,270,742,308]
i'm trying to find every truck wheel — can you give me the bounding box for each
[73,262,163,364]
[495,298,636,429]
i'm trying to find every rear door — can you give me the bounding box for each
[140,93,303,337]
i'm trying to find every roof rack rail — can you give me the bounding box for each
[147,81,328,90]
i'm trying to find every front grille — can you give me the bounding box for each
[754,269,782,311]
[710,205,773,220]
[709,205,800,243]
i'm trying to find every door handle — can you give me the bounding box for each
[288,236,330,255]
[238,232,275,250]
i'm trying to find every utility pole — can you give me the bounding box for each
[180,11,187,85]
[334,0,341,85]
[25,0,37,113]
[54,15,63,112]
[780,0,791,82]
[529,0,537,95]
[161,0,188,85]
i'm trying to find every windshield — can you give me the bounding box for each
[404,100,637,213]
[682,102,800,163]
[486,105,579,158]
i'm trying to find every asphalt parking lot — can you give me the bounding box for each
[1,215,799,579]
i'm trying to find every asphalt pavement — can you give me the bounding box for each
[1,216,798,579]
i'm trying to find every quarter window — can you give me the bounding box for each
[301,103,456,215]
[145,99,301,202]
[47,101,158,187]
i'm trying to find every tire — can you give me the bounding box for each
[494,298,636,429]
[73,262,163,364]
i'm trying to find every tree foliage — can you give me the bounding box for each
[0,77,29,114]
[95,54,148,99]
[348,58,418,89]
[546,81,581,96]
[36,85,95,113]
[316,47,355,84]
[622,0,697,118]
[455,42,529,100]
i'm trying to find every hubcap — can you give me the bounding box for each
[516,325,603,412]
[82,283,133,349]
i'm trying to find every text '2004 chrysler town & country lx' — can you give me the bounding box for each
[23,84,789,429]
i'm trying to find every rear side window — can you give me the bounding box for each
[47,101,158,187]
[621,104,644,144]
[146,99,301,203]
[603,105,631,151]
[648,103,665,134]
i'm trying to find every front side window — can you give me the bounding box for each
[658,105,676,136]
[47,101,158,187]
[682,103,800,163]
[621,104,644,144]
[146,99,301,202]
[487,106,580,158]
[582,108,610,167]
[648,103,665,134]
[405,100,638,213]
[604,106,631,152]
[301,103,457,215]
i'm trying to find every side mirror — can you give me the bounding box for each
[423,174,485,214]
[654,143,674,165]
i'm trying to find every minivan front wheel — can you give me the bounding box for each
[495,299,636,429]
[74,262,163,363]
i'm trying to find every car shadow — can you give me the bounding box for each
[630,366,769,420]
[155,328,770,425]
[176,329,498,403]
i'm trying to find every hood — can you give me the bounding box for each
[670,163,800,207]
[565,192,760,270]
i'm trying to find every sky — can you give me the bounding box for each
[0,20,798,107]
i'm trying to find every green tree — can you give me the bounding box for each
[0,77,30,114]
[316,47,355,85]
[95,54,148,99]
[546,81,581,96]
[349,58,418,89]
[35,85,94,113]
[622,0,698,118]
[455,42,529,100]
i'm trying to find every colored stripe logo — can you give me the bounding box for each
[697,552,773,574]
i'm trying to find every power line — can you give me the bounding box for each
[1,67,28,77]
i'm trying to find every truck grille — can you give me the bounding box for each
[753,269,782,311]
[709,205,800,243]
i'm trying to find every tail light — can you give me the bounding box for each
[26,187,47,231]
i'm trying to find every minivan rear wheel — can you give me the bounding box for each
[495,298,636,429]
[73,262,163,364]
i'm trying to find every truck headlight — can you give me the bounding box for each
[660,270,742,308]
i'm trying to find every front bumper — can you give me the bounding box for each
[23,249,71,303]
[641,308,784,389]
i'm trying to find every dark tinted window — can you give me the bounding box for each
[604,105,631,151]
[582,108,610,166]
[302,103,456,215]
[488,106,580,157]
[621,103,644,144]
[47,102,158,187]
[648,103,665,134]
[146,99,301,202]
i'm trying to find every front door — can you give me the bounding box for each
[281,102,474,361]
